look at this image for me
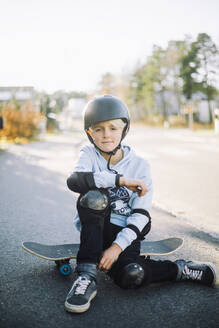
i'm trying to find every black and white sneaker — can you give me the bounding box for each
[65,276,97,313]
[175,259,217,286]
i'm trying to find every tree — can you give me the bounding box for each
[97,72,131,114]
[180,39,200,101]
[164,40,186,115]
[131,46,170,120]
[132,45,176,120]
[98,72,117,95]
[180,33,219,123]
[131,41,186,121]
[194,33,219,123]
[131,59,156,119]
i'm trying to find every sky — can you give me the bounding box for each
[0,0,219,94]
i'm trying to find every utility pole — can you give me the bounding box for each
[186,105,194,130]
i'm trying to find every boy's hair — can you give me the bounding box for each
[89,119,126,131]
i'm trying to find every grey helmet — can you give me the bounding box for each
[84,95,130,146]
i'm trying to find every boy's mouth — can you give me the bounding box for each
[102,141,113,144]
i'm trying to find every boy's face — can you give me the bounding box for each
[88,120,123,153]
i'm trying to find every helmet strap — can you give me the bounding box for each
[106,145,121,174]
[93,143,121,174]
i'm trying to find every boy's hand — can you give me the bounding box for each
[119,177,148,197]
[98,243,122,271]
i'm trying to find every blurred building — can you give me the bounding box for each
[0,86,39,110]
[58,97,86,131]
[155,90,218,123]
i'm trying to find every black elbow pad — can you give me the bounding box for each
[67,172,96,194]
[127,209,152,240]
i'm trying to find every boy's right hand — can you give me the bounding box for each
[119,177,148,197]
[98,243,122,271]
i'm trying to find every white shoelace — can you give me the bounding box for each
[72,277,91,295]
[183,266,203,281]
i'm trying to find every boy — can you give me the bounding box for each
[65,95,216,313]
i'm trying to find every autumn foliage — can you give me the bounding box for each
[0,103,42,141]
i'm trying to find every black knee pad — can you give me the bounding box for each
[79,190,109,210]
[77,189,110,228]
[115,263,145,289]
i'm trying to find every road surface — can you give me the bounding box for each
[127,126,219,238]
[0,130,218,328]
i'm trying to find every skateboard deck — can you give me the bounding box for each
[22,238,183,276]
[22,237,183,275]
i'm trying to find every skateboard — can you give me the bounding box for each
[22,237,183,275]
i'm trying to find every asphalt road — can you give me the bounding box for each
[0,131,219,328]
[126,126,219,237]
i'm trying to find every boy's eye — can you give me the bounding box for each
[93,126,119,132]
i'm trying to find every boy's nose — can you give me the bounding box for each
[103,128,111,137]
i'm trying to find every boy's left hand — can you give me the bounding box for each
[119,177,148,197]
[98,243,122,271]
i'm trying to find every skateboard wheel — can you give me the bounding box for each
[59,264,71,276]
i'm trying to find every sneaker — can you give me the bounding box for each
[65,276,97,313]
[175,259,217,286]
